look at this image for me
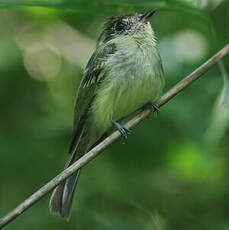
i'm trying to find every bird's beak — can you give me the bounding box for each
[140,10,157,21]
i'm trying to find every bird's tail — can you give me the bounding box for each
[49,169,81,219]
[49,134,89,219]
[49,128,96,218]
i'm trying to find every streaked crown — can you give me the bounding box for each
[99,11,157,44]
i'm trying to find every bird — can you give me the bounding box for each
[49,10,165,218]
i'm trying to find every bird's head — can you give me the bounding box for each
[99,11,157,44]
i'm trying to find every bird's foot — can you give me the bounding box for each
[145,102,160,116]
[112,120,130,139]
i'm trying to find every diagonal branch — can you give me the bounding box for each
[0,44,229,229]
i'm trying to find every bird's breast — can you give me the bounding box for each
[90,43,164,132]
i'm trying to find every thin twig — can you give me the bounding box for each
[0,44,229,229]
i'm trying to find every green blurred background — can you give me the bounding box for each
[0,0,229,229]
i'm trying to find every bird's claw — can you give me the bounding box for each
[112,120,130,139]
[147,102,159,116]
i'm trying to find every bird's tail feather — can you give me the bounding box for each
[49,169,81,219]
[49,127,93,218]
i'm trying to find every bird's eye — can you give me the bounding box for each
[116,22,125,31]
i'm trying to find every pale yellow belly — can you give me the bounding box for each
[90,75,162,134]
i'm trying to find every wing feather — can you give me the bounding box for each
[68,43,115,153]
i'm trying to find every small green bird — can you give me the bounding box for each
[49,11,165,218]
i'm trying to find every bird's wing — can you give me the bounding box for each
[68,43,115,154]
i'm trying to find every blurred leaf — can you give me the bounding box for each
[167,141,226,182]
[0,38,21,70]
[0,0,63,7]
[25,6,62,18]
[0,0,209,20]
[205,61,229,146]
